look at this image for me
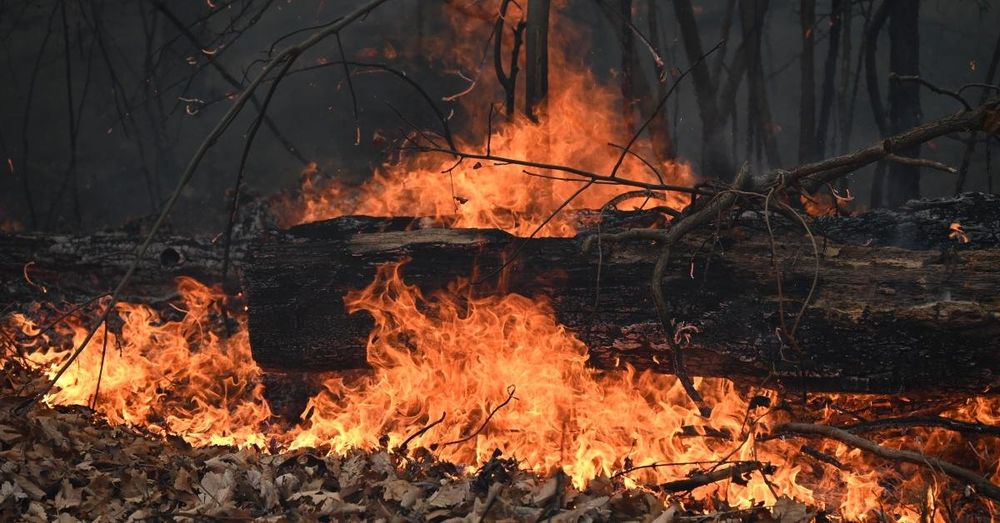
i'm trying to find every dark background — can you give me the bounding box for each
[0,0,997,233]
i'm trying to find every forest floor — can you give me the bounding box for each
[0,364,816,522]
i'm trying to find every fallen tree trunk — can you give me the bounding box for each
[0,230,236,306]
[244,193,1000,394]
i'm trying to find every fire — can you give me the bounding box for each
[290,262,802,503]
[7,278,271,449]
[281,1,693,237]
[949,222,971,243]
[3,2,998,519]
[5,271,999,519]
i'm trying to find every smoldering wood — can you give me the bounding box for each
[243,193,1000,395]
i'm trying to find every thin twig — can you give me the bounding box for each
[13,0,392,414]
[658,461,769,492]
[838,416,1000,437]
[433,385,516,449]
[395,411,446,454]
[890,73,972,111]
[884,153,957,174]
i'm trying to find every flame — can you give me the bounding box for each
[3,2,999,519]
[289,262,806,506]
[281,1,693,237]
[8,278,270,448]
[5,271,1000,519]
[949,222,971,243]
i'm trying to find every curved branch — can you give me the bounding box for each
[14,0,393,414]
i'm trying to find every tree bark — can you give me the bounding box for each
[816,0,843,157]
[671,0,734,179]
[886,0,922,208]
[243,195,1000,395]
[0,230,238,306]
[524,0,550,119]
[799,0,817,163]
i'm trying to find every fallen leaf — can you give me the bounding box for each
[428,480,470,508]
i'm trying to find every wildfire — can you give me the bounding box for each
[281,1,693,237]
[3,2,998,520]
[7,278,271,449]
[6,271,997,520]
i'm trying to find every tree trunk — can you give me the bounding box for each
[864,0,892,208]
[0,230,238,306]
[671,0,733,180]
[610,0,674,163]
[740,0,781,168]
[816,0,843,157]
[799,0,817,163]
[243,195,1000,395]
[886,0,921,207]
[524,0,550,119]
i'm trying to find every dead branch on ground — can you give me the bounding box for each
[773,422,1000,503]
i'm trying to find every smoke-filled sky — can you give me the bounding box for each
[0,0,997,232]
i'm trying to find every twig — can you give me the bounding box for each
[890,73,972,111]
[658,461,769,492]
[609,39,724,179]
[335,33,360,146]
[433,385,516,449]
[612,459,758,479]
[220,53,298,336]
[395,411,446,454]
[649,163,752,417]
[768,100,997,192]
[773,422,1000,502]
[595,0,666,81]
[13,0,392,415]
[414,146,705,194]
[89,319,109,410]
[884,153,957,173]
[838,416,1000,437]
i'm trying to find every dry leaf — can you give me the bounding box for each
[382,479,422,509]
[428,480,470,508]
[771,496,813,523]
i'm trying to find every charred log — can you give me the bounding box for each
[243,194,1000,394]
[0,230,235,306]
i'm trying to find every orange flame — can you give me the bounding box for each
[9,278,270,448]
[290,262,806,505]
[5,272,998,519]
[3,2,998,519]
[281,2,693,237]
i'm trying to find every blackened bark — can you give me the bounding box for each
[817,0,843,157]
[244,197,1000,395]
[886,0,922,208]
[799,0,817,163]
[524,0,550,119]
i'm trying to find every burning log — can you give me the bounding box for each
[244,193,1000,394]
[0,230,236,306]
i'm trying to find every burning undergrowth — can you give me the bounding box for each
[3,274,999,521]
